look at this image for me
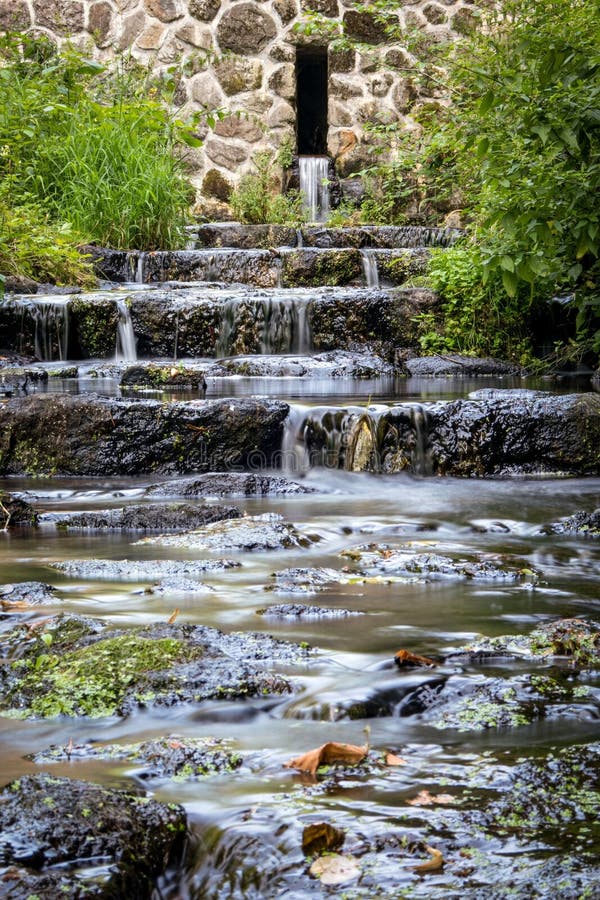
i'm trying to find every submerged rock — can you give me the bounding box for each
[0,394,289,476]
[452,618,600,668]
[0,773,186,898]
[257,603,362,620]
[269,567,350,594]
[0,491,38,528]
[136,578,216,596]
[29,736,242,780]
[543,508,600,536]
[0,581,58,609]
[50,557,239,581]
[146,471,315,497]
[0,614,310,718]
[214,349,396,378]
[42,502,240,532]
[340,543,530,581]
[140,513,317,552]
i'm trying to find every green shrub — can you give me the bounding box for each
[0,33,195,253]
[230,152,305,225]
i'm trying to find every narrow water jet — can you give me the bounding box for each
[115,299,137,361]
[30,298,70,361]
[299,157,330,223]
[361,249,380,289]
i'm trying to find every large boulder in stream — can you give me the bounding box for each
[41,502,241,532]
[0,491,38,527]
[0,394,288,476]
[0,773,186,898]
[0,614,311,718]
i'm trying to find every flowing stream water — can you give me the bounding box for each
[1,227,599,899]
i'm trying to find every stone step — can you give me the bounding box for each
[0,285,437,360]
[0,391,598,478]
[86,247,429,288]
[191,223,462,250]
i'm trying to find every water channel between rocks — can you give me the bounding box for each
[0,226,599,899]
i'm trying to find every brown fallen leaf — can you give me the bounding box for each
[309,854,361,886]
[407,790,455,806]
[284,741,368,777]
[167,608,180,624]
[385,752,407,766]
[1,599,32,611]
[412,845,444,874]
[394,649,437,668]
[302,822,345,856]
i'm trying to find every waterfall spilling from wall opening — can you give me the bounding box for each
[115,299,137,361]
[216,294,312,358]
[299,157,330,223]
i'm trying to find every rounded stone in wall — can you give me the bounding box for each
[0,0,32,30]
[136,23,166,50]
[392,78,417,114]
[273,0,299,26]
[215,114,263,142]
[205,138,249,171]
[270,42,295,62]
[88,1,113,48]
[243,92,275,114]
[370,72,393,97]
[403,10,426,29]
[191,71,226,108]
[214,57,264,96]
[452,7,480,33]
[202,168,233,201]
[384,47,415,70]
[216,4,277,54]
[268,64,295,101]
[189,0,221,23]
[301,0,339,17]
[329,48,356,74]
[32,0,85,34]
[118,11,147,50]
[176,23,212,50]
[328,100,353,128]
[144,0,184,23]
[423,3,448,24]
[267,99,295,128]
[343,9,395,44]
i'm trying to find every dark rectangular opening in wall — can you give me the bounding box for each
[296,47,328,155]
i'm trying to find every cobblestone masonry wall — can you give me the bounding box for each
[0,0,482,208]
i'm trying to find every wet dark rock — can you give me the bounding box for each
[42,502,240,532]
[0,394,289,476]
[280,248,362,287]
[51,557,238,581]
[29,736,242,780]
[136,578,215,596]
[195,223,297,249]
[140,513,317,552]
[0,614,310,718]
[3,273,39,293]
[451,618,600,668]
[215,349,396,378]
[146,471,316,498]
[0,773,186,897]
[406,354,526,377]
[543,508,600,536]
[0,491,38,528]
[341,543,530,581]
[121,363,207,392]
[269,567,348,594]
[0,581,58,609]
[257,603,362,620]
[300,225,462,249]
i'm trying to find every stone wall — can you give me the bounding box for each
[1,0,481,208]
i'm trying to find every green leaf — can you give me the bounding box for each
[531,124,551,145]
[479,90,495,114]
[502,270,519,297]
[476,137,490,159]
[500,255,515,272]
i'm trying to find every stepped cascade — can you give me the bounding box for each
[1,223,599,899]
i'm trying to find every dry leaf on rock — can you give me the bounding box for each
[385,752,406,766]
[310,854,361,886]
[302,822,345,856]
[412,845,444,874]
[284,741,368,776]
[167,608,180,624]
[407,790,455,806]
[394,649,437,668]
